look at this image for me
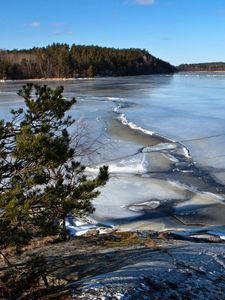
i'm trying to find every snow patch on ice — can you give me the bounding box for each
[118,114,155,135]
[87,154,149,175]
[142,143,177,153]
[65,216,112,237]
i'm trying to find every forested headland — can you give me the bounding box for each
[0,43,176,80]
[177,62,225,72]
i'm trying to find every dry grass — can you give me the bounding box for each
[22,235,58,252]
[0,231,159,267]
[104,231,158,249]
[144,238,158,249]
[0,236,58,263]
[158,231,170,240]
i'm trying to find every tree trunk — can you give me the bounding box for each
[59,217,67,241]
[42,274,49,288]
[0,251,14,268]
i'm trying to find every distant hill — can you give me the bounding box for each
[0,43,176,80]
[177,62,225,72]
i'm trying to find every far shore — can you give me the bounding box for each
[2,71,225,83]
[178,70,225,73]
[0,77,96,83]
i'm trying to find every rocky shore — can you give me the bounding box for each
[1,231,225,299]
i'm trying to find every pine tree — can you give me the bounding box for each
[0,83,109,242]
[86,65,95,78]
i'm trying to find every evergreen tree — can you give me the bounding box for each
[0,83,109,241]
[0,44,176,79]
[86,65,95,78]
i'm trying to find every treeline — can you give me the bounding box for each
[177,62,225,72]
[0,43,176,79]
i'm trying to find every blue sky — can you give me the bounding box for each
[1,0,225,65]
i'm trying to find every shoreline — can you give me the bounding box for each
[1,231,225,299]
[0,77,94,83]
[178,70,225,73]
[2,70,225,84]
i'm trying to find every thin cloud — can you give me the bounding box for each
[135,0,155,5]
[26,21,41,28]
[52,30,74,36]
[50,22,66,27]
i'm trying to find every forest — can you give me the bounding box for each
[0,43,176,79]
[177,62,225,72]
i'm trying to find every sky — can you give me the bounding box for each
[1,0,225,65]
